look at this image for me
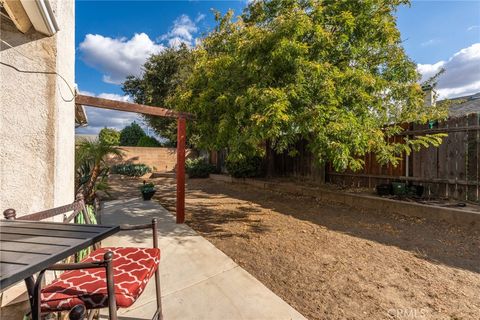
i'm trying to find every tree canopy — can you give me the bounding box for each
[123,46,194,146]
[119,121,146,146]
[125,0,447,171]
[99,127,120,146]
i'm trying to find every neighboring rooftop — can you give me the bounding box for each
[75,134,97,143]
[448,92,480,118]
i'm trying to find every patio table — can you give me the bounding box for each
[0,219,119,318]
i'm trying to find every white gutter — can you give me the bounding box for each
[20,0,59,36]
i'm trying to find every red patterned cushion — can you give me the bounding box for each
[41,247,160,312]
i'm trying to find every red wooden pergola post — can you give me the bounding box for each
[176,117,186,224]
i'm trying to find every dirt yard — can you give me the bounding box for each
[107,174,480,320]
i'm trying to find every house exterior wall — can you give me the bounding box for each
[0,0,75,309]
[0,0,74,216]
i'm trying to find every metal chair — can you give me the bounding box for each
[3,195,163,320]
[39,219,163,320]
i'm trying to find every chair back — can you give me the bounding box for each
[3,193,93,224]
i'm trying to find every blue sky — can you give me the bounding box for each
[75,0,480,134]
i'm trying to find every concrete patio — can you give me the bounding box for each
[100,198,306,320]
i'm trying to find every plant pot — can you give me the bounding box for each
[392,182,407,196]
[408,185,424,197]
[376,183,392,196]
[142,190,156,201]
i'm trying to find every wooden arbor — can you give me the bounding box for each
[75,94,192,223]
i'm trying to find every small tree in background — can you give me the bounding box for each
[99,127,120,145]
[119,121,146,146]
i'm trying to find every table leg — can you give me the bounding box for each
[24,276,35,316]
[24,270,46,320]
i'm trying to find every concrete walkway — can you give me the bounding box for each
[100,198,306,320]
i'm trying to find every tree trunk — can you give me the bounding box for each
[84,165,100,204]
[265,140,275,177]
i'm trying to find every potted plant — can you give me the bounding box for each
[140,181,156,200]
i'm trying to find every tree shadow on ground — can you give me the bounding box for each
[107,174,479,274]
[181,179,480,274]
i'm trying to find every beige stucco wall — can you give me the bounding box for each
[0,0,75,311]
[0,0,75,216]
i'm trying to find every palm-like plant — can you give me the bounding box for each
[75,139,123,204]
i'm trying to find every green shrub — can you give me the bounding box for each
[186,158,216,178]
[99,127,120,145]
[119,122,146,146]
[225,156,263,178]
[111,163,152,177]
[137,136,161,147]
[140,182,155,193]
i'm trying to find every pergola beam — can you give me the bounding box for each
[75,94,192,119]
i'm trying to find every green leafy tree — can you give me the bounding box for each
[171,0,447,171]
[119,121,146,146]
[123,45,194,146]
[99,127,120,145]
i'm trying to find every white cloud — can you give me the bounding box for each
[79,33,165,84]
[160,14,199,48]
[79,14,201,85]
[97,93,131,102]
[467,25,480,31]
[420,38,441,47]
[78,90,131,102]
[417,61,446,79]
[195,13,206,23]
[171,15,197,40]
[168,37,191,48]
[417,43,480,99]
[78,89,95,96]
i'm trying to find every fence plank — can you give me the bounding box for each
[477,113,480,203]
[447,117,459,199]
[437,119,449,198]
[414,122,432,195]
[457,116,468,201]
[467,113,480,202]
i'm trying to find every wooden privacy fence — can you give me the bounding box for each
[326,113,480,203]
[268,140,325,181]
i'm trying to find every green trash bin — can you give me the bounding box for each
[392,182,407,196]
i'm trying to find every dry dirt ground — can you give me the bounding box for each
[107,174,480,320]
